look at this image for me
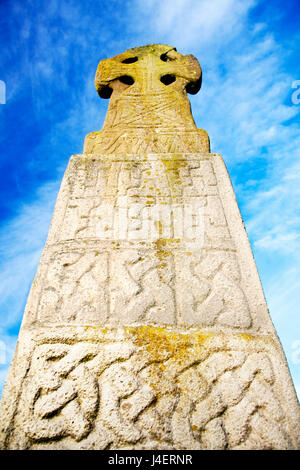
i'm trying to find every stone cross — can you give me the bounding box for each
[0,44,299,450]
[84,45,209,154]
[95,44,202,99]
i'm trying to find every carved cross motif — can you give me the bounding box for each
[94,44,202,130]
[96,44,202,97]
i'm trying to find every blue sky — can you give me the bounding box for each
[0,0,300,399]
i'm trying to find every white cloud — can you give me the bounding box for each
[0,180,61,395]
[0,333,18,400]
[192,35,300,159]
[255,232,300,253]
[135,0,256,48]
[245,159,300,253]
[0,181,60,331]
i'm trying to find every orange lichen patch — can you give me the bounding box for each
[161,157,187,199]
[153,239,179,273]
[239,332,274,344]
[146,198,156,205]
[155,220,163,234]
[154,238,180,247]
[153,238,180,253]
[153,236,173,279]
[125,325,212,364]
[240,333,252,341]
[162,158,187,171]
[82,325,109,334]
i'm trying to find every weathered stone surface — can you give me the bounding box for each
[0,44,299,450]
[84,45,209,154]
[1,327,299,450]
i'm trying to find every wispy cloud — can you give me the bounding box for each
[133,0,256,49]
[246,159,300,237]
[0,179,62,397]
[0,334,18,399]
[0,181,60,332]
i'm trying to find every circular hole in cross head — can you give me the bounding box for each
[160,53,169,62]
[118,75,135,85]
[121,57,138,64]
[185,76,202,95]
[98,85,113,99]
[160,74,176,85]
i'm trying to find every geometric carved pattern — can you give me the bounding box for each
[35,248,251,328]
[38,251,108,324]
[5,330,294,450]
[32,155,251,330]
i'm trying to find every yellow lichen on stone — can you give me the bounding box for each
[125,325,211,363]
[83,44,210,155]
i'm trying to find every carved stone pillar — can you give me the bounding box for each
[1,44,299,450]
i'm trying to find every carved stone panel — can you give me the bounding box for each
[3,328,298,450]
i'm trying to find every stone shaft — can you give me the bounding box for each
[0,45,299,450]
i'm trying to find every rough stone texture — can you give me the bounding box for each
[84,44,209,155]
[0,44,299,450]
